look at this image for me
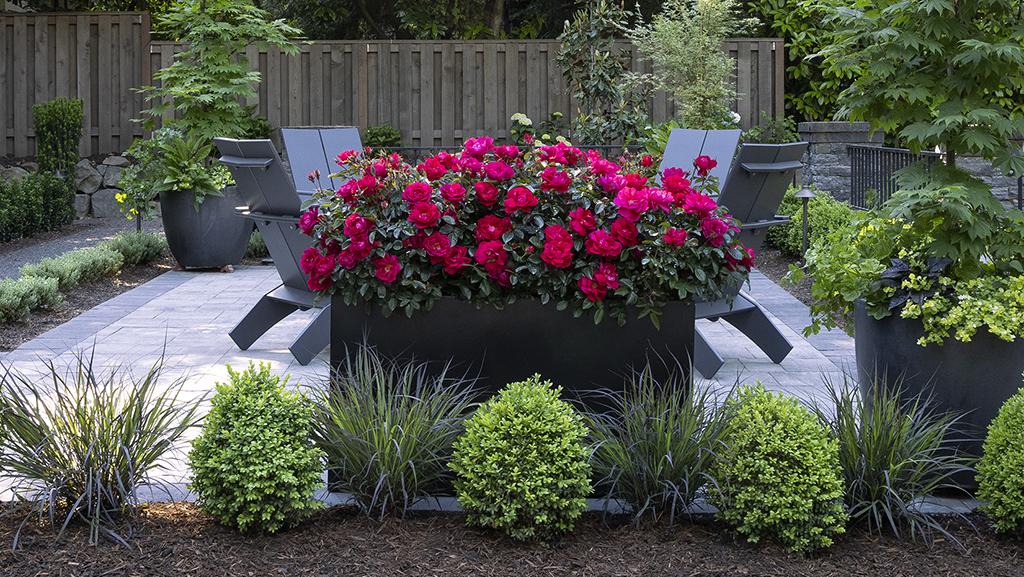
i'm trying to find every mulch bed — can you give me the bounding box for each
[755,247,813,308]
[0,503,1020,577]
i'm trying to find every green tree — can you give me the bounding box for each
[822,0,1024,173]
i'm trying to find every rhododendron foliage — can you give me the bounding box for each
[299,138,753,326]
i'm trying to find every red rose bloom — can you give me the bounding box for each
[336,181,358,200]
[484,160,516,181]
[422,231,452,260]
[343,213,373,238]
[475,215,512,242]
[402,181,433,203]
[694,155,718,176]
[299,246,320,274]
[585,229,623,258]
[463,136,494,159]
[682,193,718,217]
[640,154,654,167]
[578,276,607,302]
[417,157,448,181]
[700,217,731,247]
[440,182,467,204]
[624,173,648,188]
[504,186,539,213]
[661,168,692,194]
[443,245,471,274]
[663,228,689,246]
[588,157,620,176]
[610,218,639,247]
[540,166,573,193]
[613,187,650,222]
[347,237,375,260]
[598,173,626,193]
[522,132,534,144]
[408,202,441,229]
[373,254,401,284]
[726,246,756,270]
[336,248,359,270]
[298,206,318,235]
[569,208,597,236]
[474,240,508,271]
[594,262,620,290]
[540,224,573,269]
[474,181,500,206]
[336,149,358,166]
[495,145,520,160]
[647,188,674,212]
[454,154,482,175]
[355,174,378,193]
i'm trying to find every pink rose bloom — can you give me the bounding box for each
[598,173,627,194]
[624,173,648,188]
[588,157,620,176]
[402,181,433,203]
[484,160,516,181]
[694,155,718,176]
[355,174,378,193]
[422,231,452,260]
[569,208,597,236]
[610,218,638,247]
[417,157,448,181]
[726,246,756,271]
[495,145,520,160]
[539,142,582,165]
[336,149,358,166]
[336,248,359,270]
[594,262,620,290]
[440,182,467,204]
[475,215,512,242]
[298,206,318,235]
[454,154,482,175]
[474,240,508,271]
[443,245,471,274]
[647,188,674,212]
[463,136,495,159]
[585,230,623,258]
[347,237,375,260]
[661,168,692,194]
[336,181,358,200]
[504,186,539,213]
[613,187,650,222]
[368,160,389,177]
[343,213,373,238]
[578,276,607,302]
[407,202,441,229]
[663,228,689,246]
[682,193,718,217]
[474,181,500,206]
[373,254,401,284]
[540,166,573,193]
[299,246,321,274]
[540,224,573,269]
[701,217,731,247]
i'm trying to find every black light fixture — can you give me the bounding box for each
[795,186,816,256]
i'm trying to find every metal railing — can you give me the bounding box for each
[848,145,941,209]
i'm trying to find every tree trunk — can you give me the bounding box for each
[489,0,506,38]
[945,147,956,167]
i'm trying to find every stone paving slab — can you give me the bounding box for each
[0,265,854,496]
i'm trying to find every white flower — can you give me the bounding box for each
[510,112,532,127]
[730,111,742,125]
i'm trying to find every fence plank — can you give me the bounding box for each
[12,17,28,157]
[0,19,8,155]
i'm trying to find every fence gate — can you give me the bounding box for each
[848,144,941,209]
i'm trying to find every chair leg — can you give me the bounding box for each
[694,327,725,379]
[722,306,793,364]
[289,305,331,365]
[229,293,300,351]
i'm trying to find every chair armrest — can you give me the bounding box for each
[740,216,791,231]
[740,160,803,173]
[236,209,301,224]
[219,155,273,169]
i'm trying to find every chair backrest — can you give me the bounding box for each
[280,126,363,200]
[657,128,741,189]
[718,142,808,223]
[214,138,302,216]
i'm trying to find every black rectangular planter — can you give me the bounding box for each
[330,296,696,395]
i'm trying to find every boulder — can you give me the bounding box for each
[1,165,29,181]
[74,193,91,218]
[74,159,102,194]
[102,155,130,167]
[91,188,122,218]
[102,165,122,189]
[19,161,39,172]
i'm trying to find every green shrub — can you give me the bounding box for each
[32,97,83,175]
[20,246,124,292]
[189,363,324,534]
[587,364,728,523]
[978,380,1024,535]
[710,385,847,553]
[0,276,62,323]
[450,375,591,541]
[246,230,269,259]
[0,353,200,546]
[101,231,166,267]
[363,124,402,148]
[313,345,477,518]
[0,172,74,243]
[817,376,971,545]
[767,187,857,257]
[742,113,799,144]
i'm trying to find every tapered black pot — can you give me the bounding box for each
[160,187,253,269]
[330,297,696,396]
[854,301,1024,460]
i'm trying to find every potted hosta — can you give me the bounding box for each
[796,164,1024,453]
[120,128,251,270]
[299,137,754,389]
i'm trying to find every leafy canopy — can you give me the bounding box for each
[822,0,1024,173]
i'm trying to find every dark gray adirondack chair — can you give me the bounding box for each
[214,128,362,365]
[659,128,741,189]
[659,129,808,378]
[279,126,362,201]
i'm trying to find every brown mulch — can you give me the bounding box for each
[0,503,1020,577]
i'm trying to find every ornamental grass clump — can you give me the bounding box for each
[710,384,847,553]
[816,376,972,546]
[0,352,200,546]
[189,363,324,534]
[313,345,477,519]
[451,375,591,541]
[978,379,1024,535]
[587,363,729,523]
[300,137,753,328]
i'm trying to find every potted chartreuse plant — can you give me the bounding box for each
[802,0,1024,453]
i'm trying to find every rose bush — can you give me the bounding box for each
[299,137,753,326]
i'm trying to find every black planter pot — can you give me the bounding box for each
[330,297,696,396]
[160,187,252,269]
[854,301,1024,458]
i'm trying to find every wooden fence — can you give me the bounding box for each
[1,11,784,157]
[1,12,150,157]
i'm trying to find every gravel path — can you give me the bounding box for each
[0,218,163,280]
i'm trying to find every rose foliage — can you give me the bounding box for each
[299,137,753,326]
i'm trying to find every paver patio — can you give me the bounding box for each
[0,265,854,495]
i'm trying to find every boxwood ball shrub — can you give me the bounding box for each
[189,363,324,534]
[710,385,847,553]
[450,375,591,541]
[978,381,1024,535]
